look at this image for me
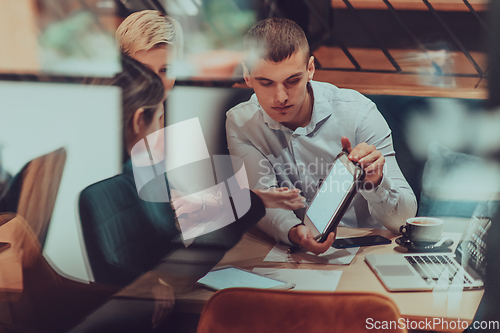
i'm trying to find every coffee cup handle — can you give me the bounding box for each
[399,225,408,238]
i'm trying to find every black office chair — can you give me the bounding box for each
[78,161,180,286]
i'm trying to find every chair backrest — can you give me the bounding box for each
[196,288,407,333]
[15,148,66,248]
[78,165,179,286]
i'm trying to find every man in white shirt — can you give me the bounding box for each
[226,18,417,254]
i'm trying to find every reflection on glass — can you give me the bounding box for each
[0,0,120,77]
[164,0,256,80]
[37,0,120,77]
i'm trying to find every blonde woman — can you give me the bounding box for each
[116,10,183,97]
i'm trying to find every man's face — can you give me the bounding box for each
[243,51,315,130]
[133,44,175,99]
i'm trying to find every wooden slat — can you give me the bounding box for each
[312,46,487,98]
[331,0,487,12]
[313,46,486,75]
[314,70,487,98]
[234,73,487,99]
[233,72,487,99]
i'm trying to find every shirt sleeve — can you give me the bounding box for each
[356,101,417,234]
[226,113,300,245]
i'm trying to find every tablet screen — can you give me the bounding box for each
[198,267,289,290]
[306,158,354,233]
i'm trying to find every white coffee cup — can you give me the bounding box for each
[399,217,444,243]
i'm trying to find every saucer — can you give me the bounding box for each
[395,236,453,253]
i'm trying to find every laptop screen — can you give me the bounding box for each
[454,216,491,280]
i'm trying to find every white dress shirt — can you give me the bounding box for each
[226,81,417,245]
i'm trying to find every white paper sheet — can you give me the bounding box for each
[264,244,358,265]
[253,268,343,291]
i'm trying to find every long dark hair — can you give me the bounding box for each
[113,54,165,156]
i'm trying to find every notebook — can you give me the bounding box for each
[365,216,490,291]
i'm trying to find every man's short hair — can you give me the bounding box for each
[244,18,310,64]
[116,10,183,58]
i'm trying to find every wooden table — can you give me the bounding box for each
[173,221,483,331]
[70,218,483,332]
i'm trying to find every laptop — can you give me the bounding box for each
[365,216,490,291]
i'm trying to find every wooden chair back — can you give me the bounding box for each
[197,288,407,333]
[16,148,66,248]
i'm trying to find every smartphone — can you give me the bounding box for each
[332,235,391,248]
[197,266,295,291]
[303,150,365,243]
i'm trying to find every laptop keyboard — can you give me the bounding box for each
[405,255,473,285]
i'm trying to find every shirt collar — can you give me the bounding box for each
[306,81,332,134]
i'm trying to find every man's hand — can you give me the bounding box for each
[341,137,384,189]
[253,187,305,210]
[288,224,336,255]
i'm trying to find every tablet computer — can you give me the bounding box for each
[197,266,295,291]
[303,150,365,242]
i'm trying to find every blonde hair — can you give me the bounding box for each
[116,10,183,59]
